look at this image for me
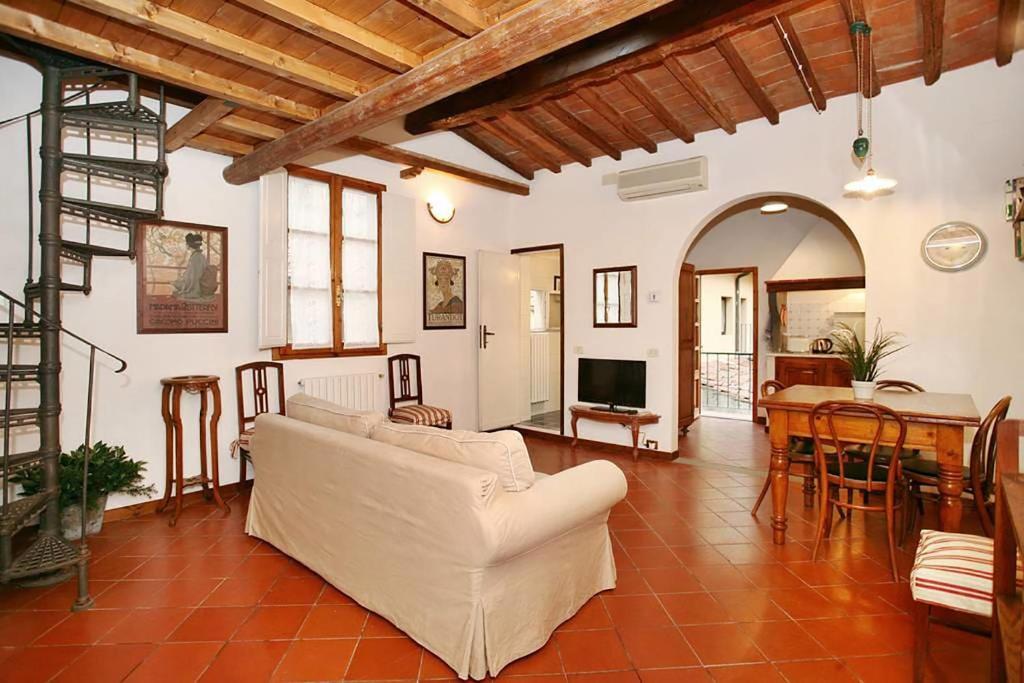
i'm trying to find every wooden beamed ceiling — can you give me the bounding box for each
[0,0,1019,186]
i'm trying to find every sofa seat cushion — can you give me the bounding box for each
[390,404,452,427]
[371,422,535,492]
[910,529,1008,617]
[286,393,386,439]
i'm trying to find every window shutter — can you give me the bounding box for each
[381,193,416,344]
[258,169,288,349]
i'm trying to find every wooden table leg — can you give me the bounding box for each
[208,381,230,515]
[157,384,173,513]
[631,419,640,461]
[198,389,211,501]
[170,385,185,527]
[935,424,965,533]
[769,409,791,545]
[570,413,579,448]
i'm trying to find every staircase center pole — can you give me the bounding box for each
[37,64,63,537]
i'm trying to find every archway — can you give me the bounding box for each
[676,193,865,448]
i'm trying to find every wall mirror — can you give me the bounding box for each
[921,221,986,271]
[594,266,638,328]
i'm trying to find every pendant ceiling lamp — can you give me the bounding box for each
[844,21,897,196]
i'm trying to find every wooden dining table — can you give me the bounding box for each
[759,385,981,545]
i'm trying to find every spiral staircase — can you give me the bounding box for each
[1,44,166,610]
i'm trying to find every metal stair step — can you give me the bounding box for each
[62,100,163,136]
[60,197,158,231]
[8,323,41,340]
[63,153,167,187]
[0,491,53,537]
[2,532,81,582]
[0,408,39,429]
[4,450,44,473]
[24,280,90,298]
[59,239,132,259]
[0,365,39,383]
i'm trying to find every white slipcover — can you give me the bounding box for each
[246,414,627,679]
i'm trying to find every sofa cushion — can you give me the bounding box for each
[910,529,999,617]
[286,393,386,439]
[371,422,535,492]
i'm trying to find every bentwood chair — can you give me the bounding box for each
[810,400,908,581]
[902,395,1012,542]
[234,361,286,485]
[876,379,927,393]
[387,354,452,429]
[751,380,819,514]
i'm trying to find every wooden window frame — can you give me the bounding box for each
[273,165,388,360]
[593,265,638,328]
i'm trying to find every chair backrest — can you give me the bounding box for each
[761,379,785,398]
[970,395,1013,536]
[235,361,286,434]
[876,379,926,392]
[388,354,423,412]
[809,400,907,492]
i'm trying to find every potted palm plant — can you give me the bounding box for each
[831,321,906,400]
[12,442,156,540]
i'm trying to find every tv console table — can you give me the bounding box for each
[569,404,661,461]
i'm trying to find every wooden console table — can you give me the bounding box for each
[158,375,230,526]
[570,404,660,461]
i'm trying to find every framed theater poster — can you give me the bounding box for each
[137,220,228,334]
[423,252,466,330]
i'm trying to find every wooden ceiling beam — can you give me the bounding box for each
[839,0,881,97]
[0,6,320,122]
[166,98,236,152]
[67,0,364,99]
[478,118,561,173]
[618,71,695,142]
[663,56,737,134]
[541,100,622,161]
[338,136,531,195]
[215,115,287,141]
[454,127,535,180]
[235,0,421,73]
[400,166,425,179]
[404,0,808,133]
[996,0,1021,66]
[402,0,492,36]
[576,87,657,154]
[506,109,592,167]
[224,0,682,184]
[774,14,827,111]
[714,37,779,124]
[919,0,945,84]
[188,134,255,157]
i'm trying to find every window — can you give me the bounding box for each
[273,166,386,359]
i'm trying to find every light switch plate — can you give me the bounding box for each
[646,348,659,358]
[648,290,661,303]
[573,345,584,355]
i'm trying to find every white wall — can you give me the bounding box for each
[0,55,519,510]
[503,58,1024,453]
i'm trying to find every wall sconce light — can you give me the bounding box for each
[427,193,455,224]
[760,201,789,214]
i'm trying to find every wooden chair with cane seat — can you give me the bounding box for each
[751,380,819,514]
[902,395,1012,543]
[810,400,908,581]
[234,361,286,485]
[387,354,452,429]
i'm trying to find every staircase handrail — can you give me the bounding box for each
[1,289,127,373]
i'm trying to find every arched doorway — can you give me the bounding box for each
[677,193,865,441]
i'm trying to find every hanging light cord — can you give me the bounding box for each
[854,23,875,169]
[774,16,822,115]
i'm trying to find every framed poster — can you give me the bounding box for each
[423,252,466,330]
[137,220,228,334]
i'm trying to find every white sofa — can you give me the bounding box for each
[246,397,627,680]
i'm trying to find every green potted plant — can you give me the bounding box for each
[11,442,156,540]
[831,321,907,400]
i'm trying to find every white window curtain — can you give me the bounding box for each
[287,175,332,349]
[341,188,380,348]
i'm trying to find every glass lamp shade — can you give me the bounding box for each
[844,168,897,195]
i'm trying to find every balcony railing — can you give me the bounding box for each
[700,351,753,413]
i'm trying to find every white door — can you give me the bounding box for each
[478,250,526,431]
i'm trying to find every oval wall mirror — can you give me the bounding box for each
[921,221,986,272]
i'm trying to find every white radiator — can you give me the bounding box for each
[530,333,550,403]
[298,373,380,411]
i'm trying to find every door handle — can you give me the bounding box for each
[480,324,496,349]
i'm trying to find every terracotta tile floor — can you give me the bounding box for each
[0,418,989,682]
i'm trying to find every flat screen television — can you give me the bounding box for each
[578,358,646,412]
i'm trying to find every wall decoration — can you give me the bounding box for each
[423,252,466,330]
[1007,178,1024,261]
[137,220,228,334]
[553,275,561,292]
[920,221,986,272]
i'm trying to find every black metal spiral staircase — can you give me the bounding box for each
[1,50,166,610]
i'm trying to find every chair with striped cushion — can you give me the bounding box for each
[387,354,452,429]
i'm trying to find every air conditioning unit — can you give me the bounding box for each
[616,156,708,201]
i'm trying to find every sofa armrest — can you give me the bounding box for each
[487,460,627,564]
